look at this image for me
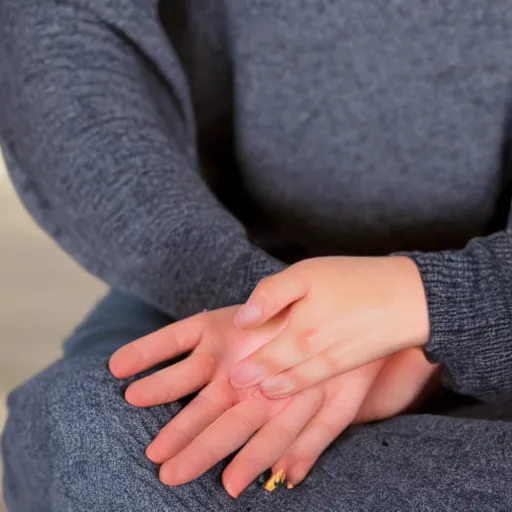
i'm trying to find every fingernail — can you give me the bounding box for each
[224,481,238,499]
[108,356,123,379]
[145,443,157,462]
[124,384,136,404]
[260,375,293,397]
[264,469,287,492]
[159,465,176,486]
[234,303,262,327]
[230,361,266,388]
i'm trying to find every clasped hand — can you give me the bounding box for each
[109,256,436,498]
[230,256,430,397]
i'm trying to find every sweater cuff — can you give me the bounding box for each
[404,245,512,402]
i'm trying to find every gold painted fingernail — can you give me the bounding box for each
[264,469,286,492]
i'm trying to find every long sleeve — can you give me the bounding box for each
[407,231,512,403]
[0,0,285,319]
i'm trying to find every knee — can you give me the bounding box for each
[3,355,181,511]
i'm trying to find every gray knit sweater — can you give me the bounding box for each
[2,0,512,402]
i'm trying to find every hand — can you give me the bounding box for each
[109,306,438,496]
[229,256,430,398]
[109,306,301,496]
[267,347,439,489]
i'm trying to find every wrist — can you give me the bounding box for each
[389,256,430,349]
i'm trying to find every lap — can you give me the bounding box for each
[62,290,171,358]
[4,291,512,511]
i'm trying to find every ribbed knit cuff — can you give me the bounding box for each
[402,245,512,402]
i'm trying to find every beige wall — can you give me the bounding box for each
[0,153,106,509]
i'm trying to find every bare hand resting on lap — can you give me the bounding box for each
[109,306,439,497]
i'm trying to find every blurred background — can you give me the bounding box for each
[0,152,107,510]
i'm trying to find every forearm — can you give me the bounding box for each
[0,0,285,318]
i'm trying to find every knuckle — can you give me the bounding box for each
[153,372,175,403]
[287,268,307,293]
[322,348,342,375]
[166,328,182,354]
[168,422,195,446]
[296,327,320,356]
[195,387,231,414]
[193,392,217,411]
[129,342,150,367]
[313,419,339,441]
[271,422,296,446]
[195,435,223,463]
[233,408,256,434]
[253,277,273,302]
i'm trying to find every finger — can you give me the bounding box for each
[234,268,307,329]
[276,416,345,488]
[159,393,272,486]
[354,348,440,423]
[222,387,323,498]
[124,352,215,407]
[274,363,383,487]
[259,353,333,398]
[146,379,236,464]
[109,314,203,378]
[258,335,396,398]
[230,320,331,389]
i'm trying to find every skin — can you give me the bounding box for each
[230,256,431,399]
[109,302,438,498]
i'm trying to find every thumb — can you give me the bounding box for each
[234,268,307,329]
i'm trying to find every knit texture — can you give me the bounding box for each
[2,0,512,401]
[5,291,512,511]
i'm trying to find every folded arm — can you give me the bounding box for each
[0,0,285,318]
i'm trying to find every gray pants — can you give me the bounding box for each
[3,291,512,511]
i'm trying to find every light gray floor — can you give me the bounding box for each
[0,156,107,510]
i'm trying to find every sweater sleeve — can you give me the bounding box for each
[0,0,285,319]
[406,231,512,403]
